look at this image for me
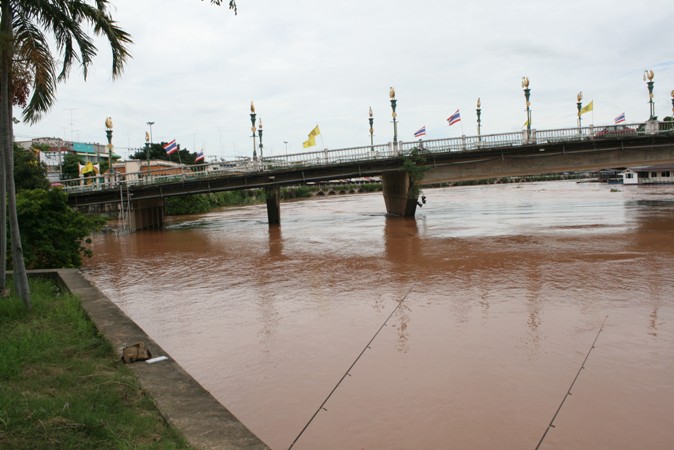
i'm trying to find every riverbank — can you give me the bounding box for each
[0,277,189,448]
[1,272,268,450]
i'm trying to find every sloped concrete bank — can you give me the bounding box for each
[30,269,269,450]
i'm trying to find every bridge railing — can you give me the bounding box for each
[61,122,668,194]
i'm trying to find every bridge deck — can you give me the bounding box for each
[66,123,674,208]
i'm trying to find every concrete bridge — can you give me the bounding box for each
[65,122,674,230]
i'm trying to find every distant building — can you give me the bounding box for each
[16,137,117,183]
[112,159,184,182]
[622,164,674,185]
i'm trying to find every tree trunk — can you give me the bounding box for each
[1,1,31,307]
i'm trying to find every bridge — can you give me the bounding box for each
[65,121,674,230]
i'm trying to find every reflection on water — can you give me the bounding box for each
[83,181,674,449]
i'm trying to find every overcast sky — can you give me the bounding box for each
[13,0,674,160]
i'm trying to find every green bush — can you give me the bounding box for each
[15,189,107,269]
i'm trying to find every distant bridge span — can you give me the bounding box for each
[65,123,674,229]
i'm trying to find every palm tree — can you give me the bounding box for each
[0,0,132,308]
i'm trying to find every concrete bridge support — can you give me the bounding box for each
[265,185,281,225]
[129,198,165,231]
[381,171,419,217]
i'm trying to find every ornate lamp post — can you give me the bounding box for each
[671,89,674,117]
[389,87,398,144]
[368,106,374,151]
[522,76,531,134]
[146,121,154,173]
[476,98,482,141]
[576,91,583,130]
[257,118,263,162]
[644,69,655,120]
[105,117,114,180]
[250,101,257,160]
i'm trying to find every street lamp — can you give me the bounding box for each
[257,118,263,162]
[476,98,482,141]
[389,87,398,145]
[105,117,113,180]
[284,140,288,157]
[522,76,531,134]
[644,69,655,120]
[671,89,674,117]
[146,121,154,173]
[576,91,583,130]
[368,106,374,151]
[250,101,257,160]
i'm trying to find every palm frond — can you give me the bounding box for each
[7,0,133,122]
[12,11,57,123]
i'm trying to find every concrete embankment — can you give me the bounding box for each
[30,269,269,450]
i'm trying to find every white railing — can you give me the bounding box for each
[61,122,670,194]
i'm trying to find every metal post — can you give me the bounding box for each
[476,98,482,141]
[522,77,531,134]
[671,89,674,117]
[644,70,655,120]
[576,91,583,130]
[146,121,154,174]
[250,101,257,160]
[258,118,263,163]
[368,106,374,151]
[389,87,398,145]
[284,140,288,157]
[105,117,113,183]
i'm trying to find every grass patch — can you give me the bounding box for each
[0,278,191,449]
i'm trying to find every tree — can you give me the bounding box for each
[14,143,49,191]
[129,142,171,161]
[0,1,132,308]
[16,189,107,269]
[60,153,83,181]
[129,142,200,165]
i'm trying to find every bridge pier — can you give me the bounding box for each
[129,198,165,231]
[265,185,281,225]
[381,172,419,217]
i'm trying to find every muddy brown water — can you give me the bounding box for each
[82,181,674,449]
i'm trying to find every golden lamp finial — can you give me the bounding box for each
[477,98,481,108]
[389,87,395,99]
[521,77,529,89]
[369,106,373,117]
[105,117,113,129]
[250,101,255,113]
[577,91,583,102]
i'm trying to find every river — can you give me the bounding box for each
[82,181,674,449]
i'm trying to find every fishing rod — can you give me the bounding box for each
[535,315,608,449]
[287,282,418,450]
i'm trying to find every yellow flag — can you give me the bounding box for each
[308,125,320,137]
[523,119,529,128]
[580,100,593,115]
[303,135,316,148]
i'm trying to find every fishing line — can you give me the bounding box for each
[287,282,418,450]
[535,315,608,450]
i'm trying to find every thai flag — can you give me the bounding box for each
[614,112,626,124]
[447,109,461,126]
[163,139,178,155]
[414,126,426,138]
[195,151,205,162]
